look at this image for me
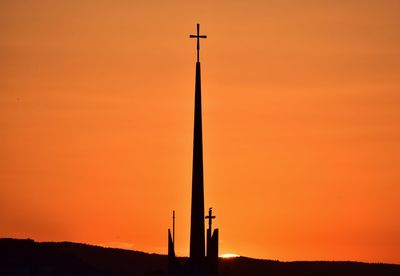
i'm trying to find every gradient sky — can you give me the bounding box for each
[1,0,400,264]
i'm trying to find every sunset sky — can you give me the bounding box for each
[1,1,400,264]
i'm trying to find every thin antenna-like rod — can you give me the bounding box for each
[173,210,175,243]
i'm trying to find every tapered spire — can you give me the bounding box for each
[190,60,205,260]
[168,24,219,276]
[189,24,207,261]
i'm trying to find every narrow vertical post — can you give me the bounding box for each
[173,210,175,243]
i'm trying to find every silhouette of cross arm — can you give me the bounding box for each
[189,23,207,62]
[205,207,216,230]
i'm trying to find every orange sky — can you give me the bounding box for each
[1,0,400,264]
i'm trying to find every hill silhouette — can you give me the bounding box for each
[1,238,399,276]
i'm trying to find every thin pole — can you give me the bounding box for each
[173,210,175,243]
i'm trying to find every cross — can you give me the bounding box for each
[189,23,207,62]
[205,207,216,231]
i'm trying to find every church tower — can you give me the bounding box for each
[189,23,206,263]
[168,23,219,276]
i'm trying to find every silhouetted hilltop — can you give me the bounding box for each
[0,238,167,276]
[1,238,399,276]
[220,257,400,276]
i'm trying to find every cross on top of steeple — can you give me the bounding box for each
[205,207,216,231]
[189,23,207,62]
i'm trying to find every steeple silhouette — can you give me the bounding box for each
[168,24,218,276]
[189,23,207,261]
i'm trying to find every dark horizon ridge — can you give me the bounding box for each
[1,238,398,265]
[1,237,400,276]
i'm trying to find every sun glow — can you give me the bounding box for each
[220,253,240,258]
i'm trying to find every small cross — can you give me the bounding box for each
[189,23,207,62]
[205,207,216,231]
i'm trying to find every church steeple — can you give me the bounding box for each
[167,24,219,276]
[189,23,207,261]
